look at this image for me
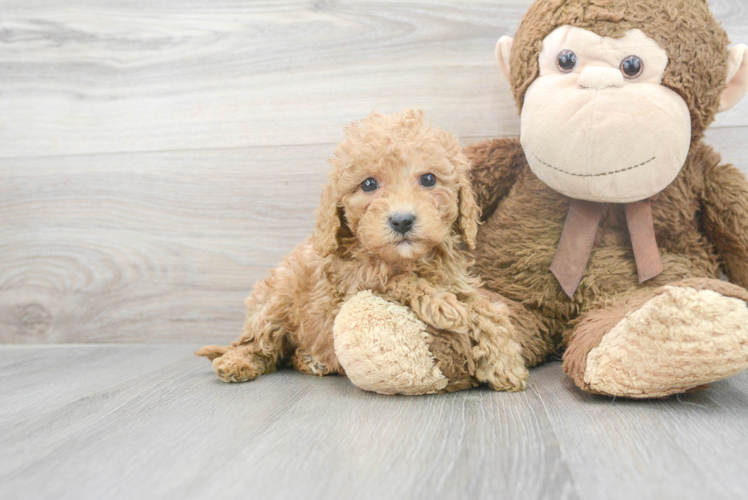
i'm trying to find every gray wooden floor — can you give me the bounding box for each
[1,345,748,500]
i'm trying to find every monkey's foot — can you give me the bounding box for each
[333,291,450,395]
[583,282,748,398]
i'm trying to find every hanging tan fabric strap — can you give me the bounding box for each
[550,198,663,298]
[625,199,664,284]
[550,199,604,299]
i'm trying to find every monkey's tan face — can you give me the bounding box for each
[339,148,460,263]
[520,26,691,203]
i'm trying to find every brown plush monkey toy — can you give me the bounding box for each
[335,0,748,398]
[467,0,748,398]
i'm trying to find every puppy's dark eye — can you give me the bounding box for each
[361,177,378,192]
[420,173,437,187]
[556,50,577,73]
[620,55,643,79]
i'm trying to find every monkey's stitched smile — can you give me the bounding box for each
[531,152,657,178]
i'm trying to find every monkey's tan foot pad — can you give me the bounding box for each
[584,285,748,398]
[333,291,448,395]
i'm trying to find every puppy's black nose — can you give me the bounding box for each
[389,213,416,234]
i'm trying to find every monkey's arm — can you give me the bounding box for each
[701,161,748,288]
[464,138,526,221]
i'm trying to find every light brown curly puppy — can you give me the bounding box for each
[196,109,527,392]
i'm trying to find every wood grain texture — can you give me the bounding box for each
[2,130,746,344]
[0,345,579,500]
[531,361,748,500]
[0,344,200,424]
[0,0,746,158]
[0,145,328,343]
[1,0,748,343]
[0,0,528,158]
[2,345,748,500]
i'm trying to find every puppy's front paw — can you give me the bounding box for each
[475,339,529,392]
[417,292,468,330]
[212,348,264,383]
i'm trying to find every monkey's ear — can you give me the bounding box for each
[495,36,514,84]
[719,44,748,113]
[313,183,341,257]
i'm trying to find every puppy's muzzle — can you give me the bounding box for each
[389,212,416,235]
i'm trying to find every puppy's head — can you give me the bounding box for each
[314,109,479,262]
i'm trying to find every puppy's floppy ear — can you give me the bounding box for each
[313,182,343,257]
[457,175,480,250]
[436,129,480,250]
[451,151,480,250]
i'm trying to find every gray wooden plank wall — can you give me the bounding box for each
[1,0,748,343]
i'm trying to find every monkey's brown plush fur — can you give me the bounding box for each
[466,0,748,397]
[197,110,527,395]
[470,138,748,382]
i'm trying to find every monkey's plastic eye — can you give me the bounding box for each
[361,177,378,192]
[556,50,577,73]
[620,55,644,79]
[420,173,437,187]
